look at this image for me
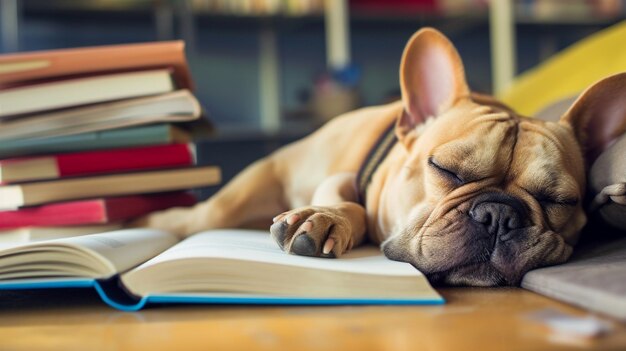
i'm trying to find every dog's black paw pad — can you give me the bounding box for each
[270,221,289,249]
[290,234,318,257]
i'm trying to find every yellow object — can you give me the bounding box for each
[499,20,626,116]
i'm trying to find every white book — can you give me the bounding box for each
[0,90,201,141]
[0,229,443,310]
[0,69,174,118]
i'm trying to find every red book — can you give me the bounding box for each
[0,192,196,229]
[0,144,195,184]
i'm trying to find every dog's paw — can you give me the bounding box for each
[269,206,354,258]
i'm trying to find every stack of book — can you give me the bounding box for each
[0,42,221,243]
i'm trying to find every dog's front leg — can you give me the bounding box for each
[270,172,367,257]
[131,157,288,238]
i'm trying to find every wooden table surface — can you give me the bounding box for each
[0,287,624,351]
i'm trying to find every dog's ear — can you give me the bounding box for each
[559,72,626,165]
[397,28,470,145]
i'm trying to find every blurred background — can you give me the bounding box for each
[1,0,625,198]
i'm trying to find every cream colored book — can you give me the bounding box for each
[0,166,220,210]
[0,224,122,244]
[0,69,174,118]
[0,90,201,141]
[0,229,443,310]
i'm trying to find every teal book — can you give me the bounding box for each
[0,124,190,159]
[0,229,443,311]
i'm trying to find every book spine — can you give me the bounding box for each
[56,144,195,177]
[0,69,175,117]
[103,192,197,221]
[0,278,149,312]
[0,199,107,229]
[0,192,197,229]
[0,166,220,209]
[0,124,188,159]
[0,41,193,91]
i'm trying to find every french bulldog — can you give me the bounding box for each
[135,28,626,286]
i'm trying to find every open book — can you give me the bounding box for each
[0,229,443,310]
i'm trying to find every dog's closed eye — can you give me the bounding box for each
[535,193,579,208]
[428,156,464,185]
[519,186,579,209]
[531,192,579,231]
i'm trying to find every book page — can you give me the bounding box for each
[131,229,421,277]
[0,229,178,277]
[58,229,179,273]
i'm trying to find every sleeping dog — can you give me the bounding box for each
[135,28,626,286]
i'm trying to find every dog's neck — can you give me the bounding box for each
[360,106,417,244]
[356,121,398,205]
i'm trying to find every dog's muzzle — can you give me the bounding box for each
[468,192,527,251]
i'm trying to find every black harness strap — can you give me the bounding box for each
[356,121,398,205]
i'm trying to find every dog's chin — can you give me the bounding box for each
[425,262,508,287]
[417,227,531,287]
[382,220,573,287]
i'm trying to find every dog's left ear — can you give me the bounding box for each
[560,72,626,165]
[397,28,470,146]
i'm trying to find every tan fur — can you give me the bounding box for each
[134,28,626,286]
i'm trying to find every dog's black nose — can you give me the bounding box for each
[469,193,525,240]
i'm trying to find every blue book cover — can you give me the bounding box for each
[0,124,190,159]
[0,229,444,311]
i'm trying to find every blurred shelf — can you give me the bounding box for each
[21,0,156,23]
[213,117,320,140]
[14,0,626,137]
[516,14,624,26]
[21,1,624,30]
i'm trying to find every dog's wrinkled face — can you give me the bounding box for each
[377,28,626,286]
[381,100,586,286]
